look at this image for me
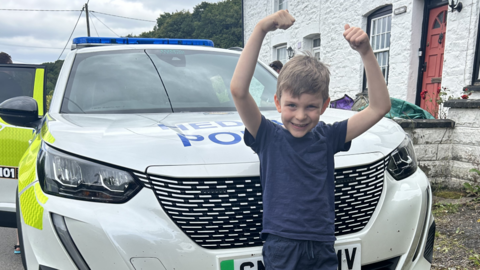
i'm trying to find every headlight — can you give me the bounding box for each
[37,144,141,203]
[387,134,418,180]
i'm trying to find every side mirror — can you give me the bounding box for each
[0,96,40,128]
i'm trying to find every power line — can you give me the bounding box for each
[57,9,84,61]
[0,9,81,12]
[90,12,100,36]
[90,12,119,37]
[90,11,155,22]
[0,43,64,50]
[0,8,156,22]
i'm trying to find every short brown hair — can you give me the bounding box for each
[0,52,12,64]
[276,53,330,102]
[269,60,283,71]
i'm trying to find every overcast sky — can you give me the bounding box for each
[0,0,222,64]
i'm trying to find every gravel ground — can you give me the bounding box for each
[431,196,480,270]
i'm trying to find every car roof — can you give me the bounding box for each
[73,44,242,56]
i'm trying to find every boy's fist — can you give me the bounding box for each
[260,10,295,33]
[343,24,371,56]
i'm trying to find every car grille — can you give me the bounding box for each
[136,157,388,249]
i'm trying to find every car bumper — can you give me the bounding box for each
[20,168,433,270]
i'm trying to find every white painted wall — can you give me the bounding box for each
[244,0,480,104]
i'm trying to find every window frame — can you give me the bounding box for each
[275,44,287,65]
[313,37,321,60]
[363,5,393,91]
[274,0,288,12]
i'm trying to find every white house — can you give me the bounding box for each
[243,0,480,118]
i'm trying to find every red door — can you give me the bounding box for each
[420,5,448,118]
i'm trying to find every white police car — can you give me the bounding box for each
[0,37,434,270]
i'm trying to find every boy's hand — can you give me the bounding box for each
[343,24,371,56]
[259,10,295,33]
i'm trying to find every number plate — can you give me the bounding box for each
[219,243,361,270]
[0,166,18,179]
[336,243,361,270]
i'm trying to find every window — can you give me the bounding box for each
[364,5,392,89]
[0,66,35,103]
[371,14,391,81]
[274,0,288,12]
[313,38,320,60]
[276,45,287,65]
[61,50,278,113]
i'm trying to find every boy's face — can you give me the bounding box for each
[274,90,330,138]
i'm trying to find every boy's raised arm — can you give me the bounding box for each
[343,24,392,143]
[230,10,295,138]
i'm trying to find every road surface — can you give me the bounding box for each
[0,227,24,270]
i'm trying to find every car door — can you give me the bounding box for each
[0,64,45,228]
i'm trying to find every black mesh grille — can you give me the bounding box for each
[362,256,400,270]
[137,157,387,249]
[333,157,388,235]
[424,221,436,263]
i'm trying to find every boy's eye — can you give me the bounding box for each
[286,104,296,108]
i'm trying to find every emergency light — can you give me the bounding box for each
[72,37,214,47]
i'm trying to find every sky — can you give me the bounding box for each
[0,0,222,64]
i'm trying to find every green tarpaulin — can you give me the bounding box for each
[353,97,435,119]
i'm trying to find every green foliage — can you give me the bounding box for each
[136,0,242,48]
[470,252,480,266]
[432,203,459,216]
[42,60,64,96]
[40,60,63,110]
[464,169,480,199]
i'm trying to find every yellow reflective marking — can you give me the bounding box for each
[20,186,44,230]
[0,125,34,167]
[34,182,48,205]
[33,68,45,116]
[18,135,42,192]
[41,121,55,144]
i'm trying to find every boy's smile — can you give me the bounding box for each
[274,91,330,138]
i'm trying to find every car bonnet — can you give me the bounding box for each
[45,109,405,172]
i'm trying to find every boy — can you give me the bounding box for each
[230,10,391,270]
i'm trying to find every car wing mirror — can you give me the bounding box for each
[0,96,41,128]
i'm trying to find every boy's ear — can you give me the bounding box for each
[320,97,331,115]
[274,94,282,113]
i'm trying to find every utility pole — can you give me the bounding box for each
[85,3,91,37]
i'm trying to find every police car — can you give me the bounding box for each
[0,63,45,229]
[0,37,435,270]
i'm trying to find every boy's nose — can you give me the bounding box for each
[295,110,307,121]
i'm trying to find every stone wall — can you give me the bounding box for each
[396,101,480,188]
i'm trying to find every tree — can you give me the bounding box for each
[137,0,242,48]
[42,60,64,96]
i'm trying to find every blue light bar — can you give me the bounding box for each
[72,37,214,47]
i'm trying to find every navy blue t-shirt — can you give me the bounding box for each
[244,116,351,242]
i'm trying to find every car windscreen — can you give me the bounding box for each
[61,49,277,114]
[61,50,172,114]
[0,66,35,104]
[146,49,277,112]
